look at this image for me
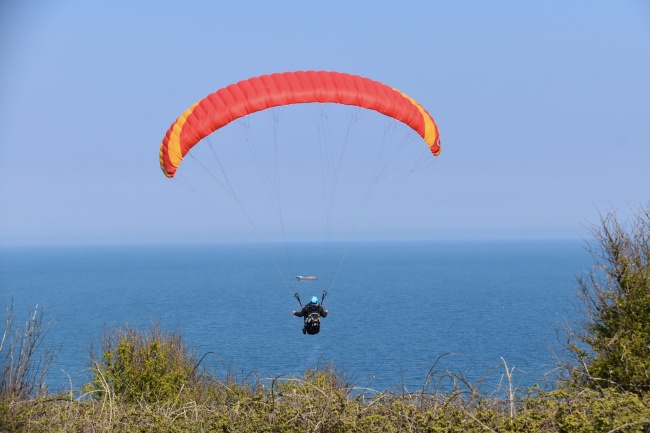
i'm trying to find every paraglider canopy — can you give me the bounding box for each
[159,70,441,178]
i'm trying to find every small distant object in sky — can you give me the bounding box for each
[296,276,317,281]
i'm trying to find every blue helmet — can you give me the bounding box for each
[310,296,318,304]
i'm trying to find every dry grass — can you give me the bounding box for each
[2,364,650,433]
[0,302,60,401]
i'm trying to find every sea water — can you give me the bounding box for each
[0,240,591,394]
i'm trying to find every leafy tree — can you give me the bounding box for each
[566,204,650,394]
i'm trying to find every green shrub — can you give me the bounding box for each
[86,323,201,403]
[565,205,650,395]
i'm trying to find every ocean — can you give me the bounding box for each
[1,240,591,394]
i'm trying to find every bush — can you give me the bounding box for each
[86,322,203,403]
[565,204,650,395]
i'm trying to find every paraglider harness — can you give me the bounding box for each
[294,290,327,335]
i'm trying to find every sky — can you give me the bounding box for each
[1,0,649,245]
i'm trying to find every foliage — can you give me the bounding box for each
[1,315,649,431]
[565,204,650,395]
[86,322,204,404]
[2,366,650,432]
[0,302,59,401]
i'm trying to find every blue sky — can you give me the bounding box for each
[1,1,649,245]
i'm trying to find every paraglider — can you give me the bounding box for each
[293,292,328,335]
[158,71,441,336]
